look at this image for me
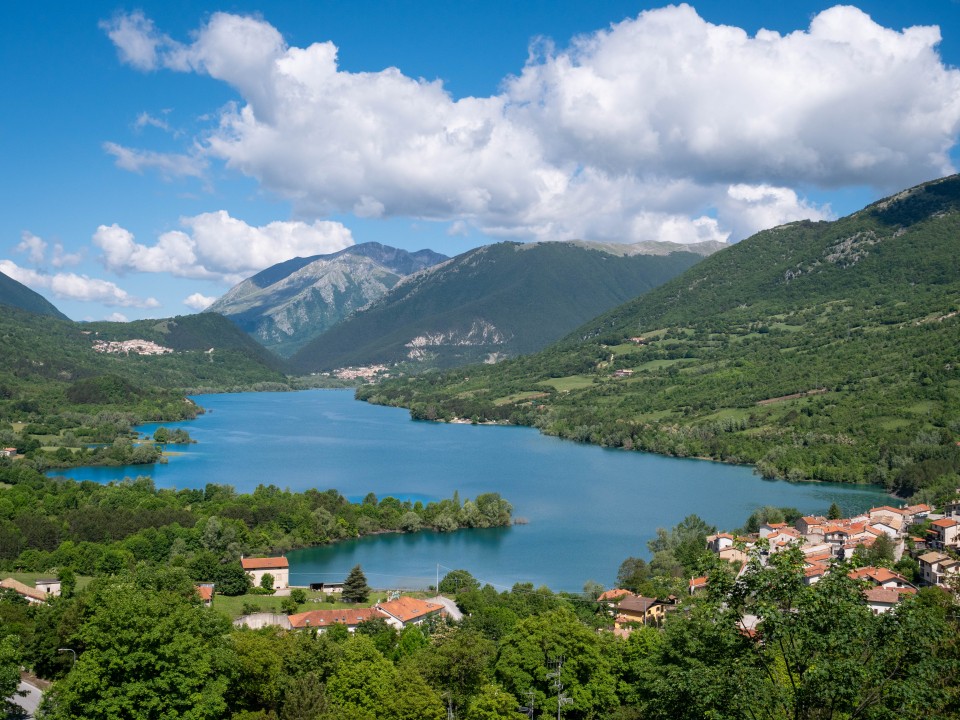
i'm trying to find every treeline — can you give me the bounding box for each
[3,543,957,718]
[0,464,512,578]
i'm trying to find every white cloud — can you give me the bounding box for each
[183,292,217,311]
[100,11,172,71]
[134,111,171,133]
[105,312,129,322]
[15,231,46,264]
[93,211,353,282]
[51,243,84,268]
[0,259,159,308]
[104,6,960,243]
[103,142,206,180]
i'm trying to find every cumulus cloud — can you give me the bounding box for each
[16,232,46,264]
[93,211,353,282]
[0,259,159,308]
[105,312,129,322]
[104,6,960,243]
[183,292,217,311]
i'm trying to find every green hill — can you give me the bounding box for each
[291,241,708,373]
[359,175,960,500]
[0,308,288,468]
[0,270,68,319]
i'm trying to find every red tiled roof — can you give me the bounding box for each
[289,607,382,629]
[931,518,959,528]
[598,588,632,602]
[376,596,443,623]
[241,557,289,570]
[195,585,214,601]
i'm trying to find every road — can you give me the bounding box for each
[6,680,42,719]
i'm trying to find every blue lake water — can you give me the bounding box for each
[57,389,891,592]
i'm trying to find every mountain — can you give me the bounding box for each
[0,270,68,319]
[359,175,960,499]
[207,242,447,357]
[290,240,712,373]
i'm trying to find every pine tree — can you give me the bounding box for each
[342,564,370,603]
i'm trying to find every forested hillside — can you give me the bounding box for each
[360,175,960,501]
[0,309,287,470]
[0,270,68,319]
[292,241,707,373]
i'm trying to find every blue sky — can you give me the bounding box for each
[3,1,960,321]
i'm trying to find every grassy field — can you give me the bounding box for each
[212,589,411,620]
[5,572,94,592]
[538,375,595,392]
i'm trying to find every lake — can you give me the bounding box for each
[58,389,891,592]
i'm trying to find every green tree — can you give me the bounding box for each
[439,569,479,595]
[260,573,275,591]
[325,635,396,720]
[39,574,230,720]
[827,502,843,520]
[342,565,370,604]
[616,557,649,593]
[418,627,495,715]
[495,608,618,719]
[290,588,307,605]
[57,567,76,599]
[464,684,525,720]
[0,634,22,704]
[215,562,251,596]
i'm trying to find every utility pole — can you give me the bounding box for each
[547,657,573,720]
[518,689,536,718]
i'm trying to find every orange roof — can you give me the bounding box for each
[931,518,959,528]
[241,557,289,570]
[689,576,708,588]
[376,596,443,623]
[598,588,632,602]
[289,607,381,629]
[195,585,214,601]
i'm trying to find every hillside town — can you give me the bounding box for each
[597,498,960,638]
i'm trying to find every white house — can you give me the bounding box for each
[240,556,289,590]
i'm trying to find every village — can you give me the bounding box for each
[595,497,960,637]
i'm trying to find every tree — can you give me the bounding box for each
[39,573,230,719]
[215,561,251,596]
[57,567,76,599]
[616,557,649,593]
[827,502,843,520]
[464,684,525,720]
[260,573,275,591]
[290,588,307,605]
[419,627,495,715]
[439,569,479,595]
[495,608,618,719]
[0,634,21,704]
[342,565,370,604]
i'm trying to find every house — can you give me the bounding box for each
[943,496,960,518]
[795,516,827,538]
[240,556,289,590]
[288,607,382,632]
[917,551,960,586]
[613,595,667,627]
[688,576,708,594]
[0,448,16,458]
[867,506,905,533]
[195,584,214,607]
[863,586,915,615]
[0,578,48,604]
[900,504,932,524]
[35,578,61,597]
[375,596,444,629]
[597,588,632,605]
[848,566,916,591]
[928,518,960,550]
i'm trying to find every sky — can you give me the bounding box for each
[3,1,960,322]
